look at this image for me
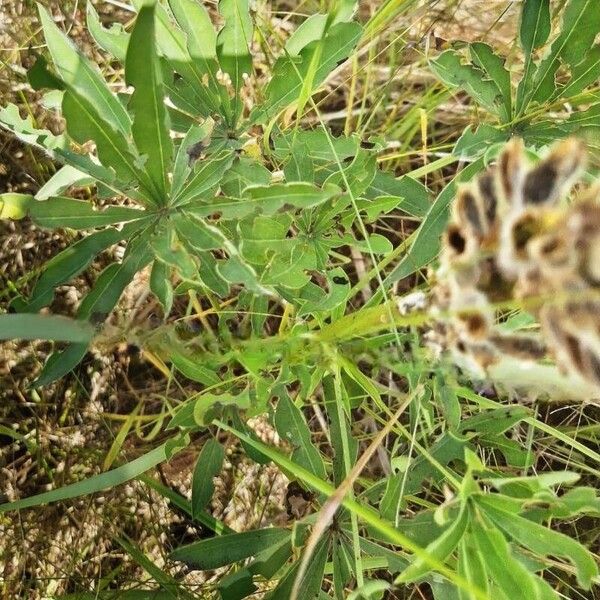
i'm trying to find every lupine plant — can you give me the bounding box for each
[1,1,600,599]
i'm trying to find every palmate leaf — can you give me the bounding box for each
[525,0,600,108]
[126,2,173,202]
[37,4,131,136]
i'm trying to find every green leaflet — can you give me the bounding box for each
[274,393,327,480]
[430,50,505,117]
[186,181,338,219]
[13,223,141,313]
[173,212,225,251]
[520,0,551,55]
[36,165,94,201]
[285,4,356,56]
[86,2,129,61]
[62,90,148,194]
[453,124,509,159]
[0,104,118,191]
[37,4,131,136]
[150,260,173,316]
[264,537,329,600]
[0,192,32,219]
[168,0,218,74]
[33,343,89,388]
[126,2,173,202]
[173,150,236,206]
[191,439,226,519]
[116,537,196,600]
[221,157,271,197]
[477,496,598,589]
[0,314,94,343]
[171,352,222,387]
[216,0,253,91]
[77,234,153,322]
[151,226,198,281]
[364,172,430,218]
[396,504,469,583]
[170,528,291,569]
[469,42,511,120]
[457,535,489,600]
[526,0,600,108]
[170,123,212,198]
[470,509,538,600]
[556,45,600,100]
[31,231,153,386]
[29,197,147,230]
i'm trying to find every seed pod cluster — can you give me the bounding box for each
[432,137,600,392]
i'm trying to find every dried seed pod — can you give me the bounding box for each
[522,138,585,206]
[430,136,600,397]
